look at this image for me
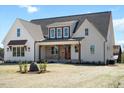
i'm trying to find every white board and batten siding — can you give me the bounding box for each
[3,19,35,62]
[72,19,105,63]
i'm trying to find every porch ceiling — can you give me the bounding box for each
[37,37,84,45]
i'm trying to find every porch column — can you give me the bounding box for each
[39,45,41,61]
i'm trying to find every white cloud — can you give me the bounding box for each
[113,18,124,27]
[20,5,39,13]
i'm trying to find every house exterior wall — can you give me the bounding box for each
[71,45,78,60]
[3,19,35,62]
[72,19,105,63]
[105,15,115,62]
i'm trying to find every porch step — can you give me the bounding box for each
[47,59,71,63]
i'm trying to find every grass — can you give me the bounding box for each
[0,63,124,88]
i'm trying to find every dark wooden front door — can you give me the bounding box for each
[65,46,71,59]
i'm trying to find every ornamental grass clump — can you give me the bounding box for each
[38,59,48,73]
[18,61,28,73]
[24,62,28,73]
[19,61,23,72]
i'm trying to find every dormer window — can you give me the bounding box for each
[49,26,70,39]
[85,28,88,36]
[49,28,55,38]
[63,27,70,38]
[17,28,20,37]
[57,28,62,38]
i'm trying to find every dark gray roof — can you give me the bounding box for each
[31,11,111,40]
[8,40,27,45]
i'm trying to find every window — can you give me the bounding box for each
[75,45,79,52]
[12,47,25,57]
[51,46,58,54]
[85,28,88,36]
[63,27,69,38]
[49,28,55,38]
[17,28,20,37]
[17,47,20,56]
[90,45,95,54]
[21,47,25,57]
[13,47,16,57]
[56,28,62,38]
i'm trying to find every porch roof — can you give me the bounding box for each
[37,37,84,45]
[8,40,27,45]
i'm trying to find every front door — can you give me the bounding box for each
[65,45,71,60]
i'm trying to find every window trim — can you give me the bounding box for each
[48,26,70,39]
[49,28,56,39]
[13,47,16,57]
[90,45,95,54]
[17,28,21,37]
[56,27,62,38]
[12,46,25,57]
[63,26,70,38]
[85,28,88,36]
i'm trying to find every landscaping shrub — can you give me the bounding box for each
[39,63,44,73]
[19,61,23,72]
[38,60,47,73]
[108,60,115,65]
[18,61,28,73]
[24,63,28,73]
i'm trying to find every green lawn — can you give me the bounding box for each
[0,63,124,88]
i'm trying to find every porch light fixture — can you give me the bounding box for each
[28,47,30,52]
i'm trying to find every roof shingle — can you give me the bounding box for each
[31,11,111,39]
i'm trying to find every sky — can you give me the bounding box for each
[0,5,124,50]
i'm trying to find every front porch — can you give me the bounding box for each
[39,45,71,63]
[36,38,84,63]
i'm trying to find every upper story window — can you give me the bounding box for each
[56,28,62,38]
[49,28,55,38]
[49,26,70,39]
[85,28,88,36]
[63,27,70,38]
[17,28,20,37]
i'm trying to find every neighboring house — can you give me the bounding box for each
[2,11,115,64]
[113,45,122,63]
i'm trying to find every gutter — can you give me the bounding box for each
[104,40,107,65]
[34,40,44,62]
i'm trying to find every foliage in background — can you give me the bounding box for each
[0,47,4,60]
[121,52,124,63]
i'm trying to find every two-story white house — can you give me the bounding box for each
[2,11,115,64]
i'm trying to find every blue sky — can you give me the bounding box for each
[0,5,124,50]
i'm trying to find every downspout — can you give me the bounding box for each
[34,41,36,62]
[104,40,107,65]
